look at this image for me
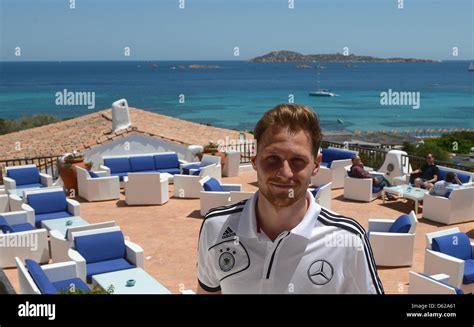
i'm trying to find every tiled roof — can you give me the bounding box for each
[0,108,253,160]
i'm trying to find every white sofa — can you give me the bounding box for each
[0,211,49,268]
[311,147,357,189]
[125,172,169,205]
[50,221,116,263]
[343,169,384,202]
[368,211,417,267]
[423,228,474,294]
[174,164,221,199]
[423,187,474,225]
[76,166,120,202]
[408,272,463,294]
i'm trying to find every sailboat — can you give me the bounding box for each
[309,69,338,97]
[469,62,474,71]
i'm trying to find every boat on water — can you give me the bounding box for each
[309,89,338,97]
[469,62,474,71]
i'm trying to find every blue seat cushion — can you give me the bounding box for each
[389,214,412,233]
[464,259,474,284]
[35,211,72,228]
[372,186,382,193]
[320,162,329,168]
[321,148,356,168]
[7,167,41,186]
[182,164,201,175]
[16,183,45,189]
[74,231,126,263]
[203,178,224,192]
[154,153,180,170]
[432,232,471,260]
[420,273,464,294]
[0,215,13,233]
[438,169,470,184]
[10,223,35,233]
[156,168,180,175]
[129,156,156,172]
[104,157,131,174]
[86,258,135,283]
[27,191,67,215]
[25,259,57,294]
[309,187,320,197]
[53,278,91,293]
[110,172,129,181]
[89,171,100,178]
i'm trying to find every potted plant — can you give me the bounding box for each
[58,151,89,194]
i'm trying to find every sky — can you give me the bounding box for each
[0,0,473,61]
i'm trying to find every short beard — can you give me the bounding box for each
[259,185,306,208]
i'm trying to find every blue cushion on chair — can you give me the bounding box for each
[321,148,356,168]
[10,223,35,233]
[156,168,180,175]
[154,153,180,170]
[16,183,45,189]
[182,164,201,175]
[74,231,126,263]
[389,214,412,233]
[432,232,471,260]
[53,278,90,292]
[25,259,57,294]
[372,186,382,193]
[0,216,13,233]
[35,211,72,228]
[104,158,131,174]
[27,191,67,215]
[7,167,41,186]
[86,258,135,283]
[203,178,224,192]
[129,156,155,172]
[110,172,129,181]
[463,259,474,284]
[89,171,100,178]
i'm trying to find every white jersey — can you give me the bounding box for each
[197,190,384,294]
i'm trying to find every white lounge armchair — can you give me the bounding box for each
[180,154,222,178]
[199,176,253,216]
[309,182,332,210]
[0,211,49,268]
[16,257,90,294]
[368,211,417,267]
[423,187,474,225]
[343,168,384,202]
[173,164,221,199]
[50,221,116,263]
[424,228,474,294]
[408,271,463,294]
[3,164,52,191]
[311,147,357,189]
[76,166,120,202]
[124,172,169,205]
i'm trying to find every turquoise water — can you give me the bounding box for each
[0,61,473,131]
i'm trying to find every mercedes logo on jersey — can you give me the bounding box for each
[307,260,334,285]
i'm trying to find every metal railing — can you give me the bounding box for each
[321,141,388,169]
[0,155,62,184]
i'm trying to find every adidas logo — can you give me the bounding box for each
[222,227,236,239]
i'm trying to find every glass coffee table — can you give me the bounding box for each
[382,185,428,213]
[41,216,89,237]
[92,268,171,294]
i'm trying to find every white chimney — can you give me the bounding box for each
[112,99,131,132]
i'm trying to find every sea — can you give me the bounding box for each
[0,60,473,132]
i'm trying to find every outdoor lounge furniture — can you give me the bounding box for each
[181,154,222,177]
[100,152,187,186]
[424,228,474,294]
[309,182,332,209]
[0,210,49,268]
[76,166,120,202]
[199,176,253,216]
[50,221,116,263]
[422,187,474,225]
[368,211,417,267]
[0,194,10,213]
[67,227,144,283]
[16,257,90,294]
[20,187,80,228]
[3,164,52,191]
[311,147,357,189]
[343,169,384,202]
[124,172,169,205]
[173,164,222,199]
[394,165,473,186]
[408,271,463,294]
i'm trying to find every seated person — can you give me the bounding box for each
[350,155,393,198]
[410,153,439,190]
[429,171,463,197]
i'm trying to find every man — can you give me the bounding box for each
[429,171,463,197]
[350,155,392,189]
[197,104,384,294]
[410,153,439,189]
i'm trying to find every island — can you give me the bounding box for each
[172,64,223,69]
[250,51,439,63]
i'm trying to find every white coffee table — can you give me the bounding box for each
[92,268,171,294]
[41,216,89,237]
[382,185,428,213]
[123,172,173,184]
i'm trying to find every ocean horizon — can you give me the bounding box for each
[1,60,473,132]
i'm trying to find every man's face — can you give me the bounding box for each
[353,156,362,166]
[426,154,434,165]
[251,126,321,208]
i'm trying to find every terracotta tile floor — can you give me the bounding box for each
[4,170,473,294]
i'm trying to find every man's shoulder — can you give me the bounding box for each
[199,200,248,240]
[317,207,368,237]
